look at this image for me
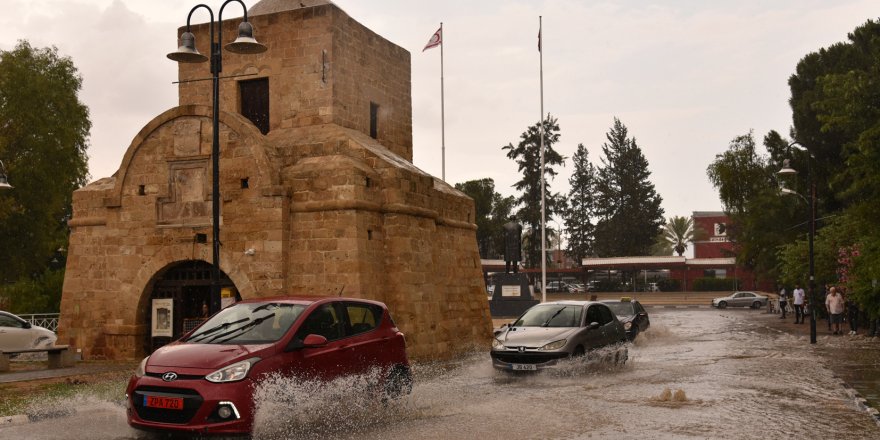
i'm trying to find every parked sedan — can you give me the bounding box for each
[127,297,411,435]
[490,301,628,371]
[711,291,768,309]
[602,298,650,341]
[0,310,57,353]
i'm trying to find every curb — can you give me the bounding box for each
[834,374,880,427]
[644,305,711,309]
[0,414,28,427]
[0,408,77,428]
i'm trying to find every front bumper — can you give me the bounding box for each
[126,374,255,435]
[489,350,571,371]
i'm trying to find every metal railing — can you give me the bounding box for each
[18,313,60,332]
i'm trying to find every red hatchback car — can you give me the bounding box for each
[126,297,410,435]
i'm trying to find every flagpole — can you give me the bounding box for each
[440,22,446,181]
[539,15,546,304]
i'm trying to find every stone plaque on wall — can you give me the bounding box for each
[157,160,211,226]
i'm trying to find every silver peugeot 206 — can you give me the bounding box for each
[490,301,628,371]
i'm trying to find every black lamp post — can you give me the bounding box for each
[168,0,267,313]
[777,144,817,344]
[0,160,12,190]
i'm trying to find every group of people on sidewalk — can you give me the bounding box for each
[775,284,880,337]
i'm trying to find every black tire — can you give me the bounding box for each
[718,301,728,309]
[629,326,639,342]
[572,346,585,358]
[384,365,413,399]
[751,301,762,309]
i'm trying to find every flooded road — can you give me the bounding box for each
[3,309,878,439]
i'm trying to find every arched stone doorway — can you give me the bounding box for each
[146,260,240,352]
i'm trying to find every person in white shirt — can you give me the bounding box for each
[778,286,788,319]
[825,287,846,335]
[793,284,806,324]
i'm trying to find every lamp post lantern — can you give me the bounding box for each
[0,160,12,190]
[777,146,818,344]
[168,0,267,314]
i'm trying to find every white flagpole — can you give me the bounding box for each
[539,16,546,304]
[440,22,446,181]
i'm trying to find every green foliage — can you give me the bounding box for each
[0,41,90,286]
[455,178,516,259]
[593,118,664,257]
[3,268,65,314]
[785,19,880,314]
[563,143,597,262]
[662,216,695,256]
[657,278,681,292]
[692,277,739,291]
[502,114,566,267]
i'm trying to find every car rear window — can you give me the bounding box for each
[345,303,383,335]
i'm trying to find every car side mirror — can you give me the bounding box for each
[22,322,32,329]
[588,322,600,330]
[302,334,328,348]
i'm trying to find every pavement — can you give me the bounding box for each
[0,362,133,384]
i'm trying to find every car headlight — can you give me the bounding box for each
[624,322,632,330]
[539,339,567,351]
[135,356,149,378]
[492,338,505,350]
[205,357,260,383]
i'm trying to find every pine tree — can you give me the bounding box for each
[563,143,597,263]
[502,114,565,267]
[593,118,664,257]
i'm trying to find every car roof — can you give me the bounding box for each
[539,300,603,306]
[600,299,640,304]
[236,296,386,308]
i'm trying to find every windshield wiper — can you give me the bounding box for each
[188,317,250,343]
[208,313,276,343]
[542,307,567,327]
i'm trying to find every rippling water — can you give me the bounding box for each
[5,310,879,439]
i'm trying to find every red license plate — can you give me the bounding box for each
[144,395,184,410]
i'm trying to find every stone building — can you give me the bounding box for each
[59,0,492,360]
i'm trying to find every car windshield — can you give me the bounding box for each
[186,302,306,345]
[513,304,582,328]
[605,302,635,317]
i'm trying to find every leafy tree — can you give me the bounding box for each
[593,118,664,257]
[455,178,515,259]
[661,216,696,256]
[563,143,597,263]
[502,114,566,267]
[706,131,800,283]
[0,41,90,293]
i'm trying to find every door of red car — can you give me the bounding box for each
[339,301,390,374]
[282,302,355,380]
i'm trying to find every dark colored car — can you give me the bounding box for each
[126,297,410,435]
[490,301,628,371]
[602,298,650,341]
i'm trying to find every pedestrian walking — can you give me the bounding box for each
[778,286,788,319]
[825,287,845,335]
[846,296,860,335]
[793,284,805,324]
[824,284,832,331]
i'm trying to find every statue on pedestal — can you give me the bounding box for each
[503,218,523,274]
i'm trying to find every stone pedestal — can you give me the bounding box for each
[489,273,539,317]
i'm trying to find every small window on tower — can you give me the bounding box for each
[240,78,270,135]
[370,102,379,139]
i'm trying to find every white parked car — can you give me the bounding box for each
[711,291,768,309]
[0,311,57,352]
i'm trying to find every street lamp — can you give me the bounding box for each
[777,143,817,344]
[168,0,267,313]
[0,160,12,190]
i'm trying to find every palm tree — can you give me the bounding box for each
[663,216,695,256]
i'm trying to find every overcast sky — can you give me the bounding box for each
[1,0,877,221]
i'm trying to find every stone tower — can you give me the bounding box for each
[59,0,492,360]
